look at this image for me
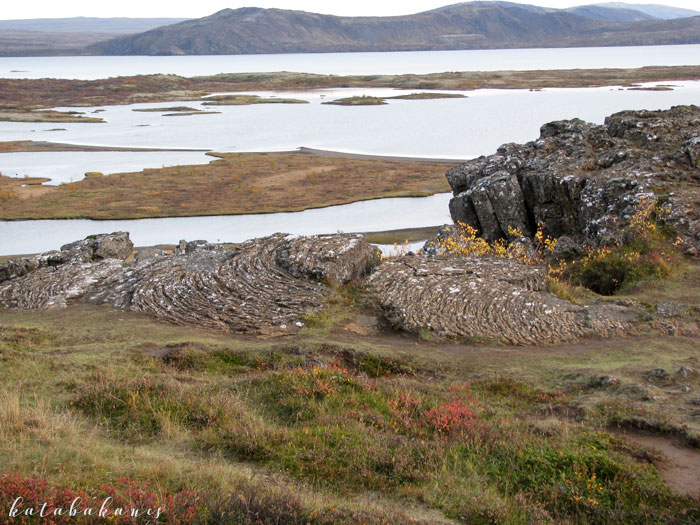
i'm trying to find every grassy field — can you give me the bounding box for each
[0,151,454,220]
[0,66,698,111]
[1,263,699,523]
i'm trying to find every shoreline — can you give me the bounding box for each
[0,142,465,162]
[0,225,444,261]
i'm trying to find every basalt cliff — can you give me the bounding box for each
[446,105,700,255]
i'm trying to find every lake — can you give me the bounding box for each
[2,83,699,179]
[0,150,212,185]
[2,46,699,256]
[1,44,699,80]
[2,81,700,254]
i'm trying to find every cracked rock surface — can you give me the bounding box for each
[0,232,379,333]
[367,255,634,345]
[447,105,700,254]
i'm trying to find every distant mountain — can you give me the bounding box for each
[85,3,700,56]
[0,30,120,56]
[0,17,191,56]
[566,5,657,22]
[594,3,700,19]
[445,2,659,22]
[433,1,553,13]
[0,17,189,34]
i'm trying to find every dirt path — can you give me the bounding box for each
[613,431,700,499]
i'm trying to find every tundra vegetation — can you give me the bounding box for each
[324,93,468,105]
[201,94,309,105]
[1,198,700,523]
[2,78,700,525]
[0,110,104,123]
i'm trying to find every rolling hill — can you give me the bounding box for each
[0,17,191,56]
[594,2,700,19]
[86,2,700,56]
[566,5,657,22]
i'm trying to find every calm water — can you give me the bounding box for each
[1,45,700,80]
[0,194,452,256]
[1,83,699,175]
[0,151,212,185]
[2,82,700,254]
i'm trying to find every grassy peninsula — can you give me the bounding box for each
[0,151,454,220]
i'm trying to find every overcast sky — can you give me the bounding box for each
[3,1,699,20]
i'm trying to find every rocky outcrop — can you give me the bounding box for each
[0,251,66,283]
[367,255,634,345]
[0,232,133,284]
[60,231,134,262]
[0,232,379,333]
[447,105,700,254]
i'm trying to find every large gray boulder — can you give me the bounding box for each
[60,231,134,261]
[0,231,133,284]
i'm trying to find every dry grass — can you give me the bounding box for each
[0,151,454,220]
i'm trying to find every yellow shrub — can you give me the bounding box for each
[434,222,556,265]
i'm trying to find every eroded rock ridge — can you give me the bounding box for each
[0,232,379,333]
[366,255,633,345]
